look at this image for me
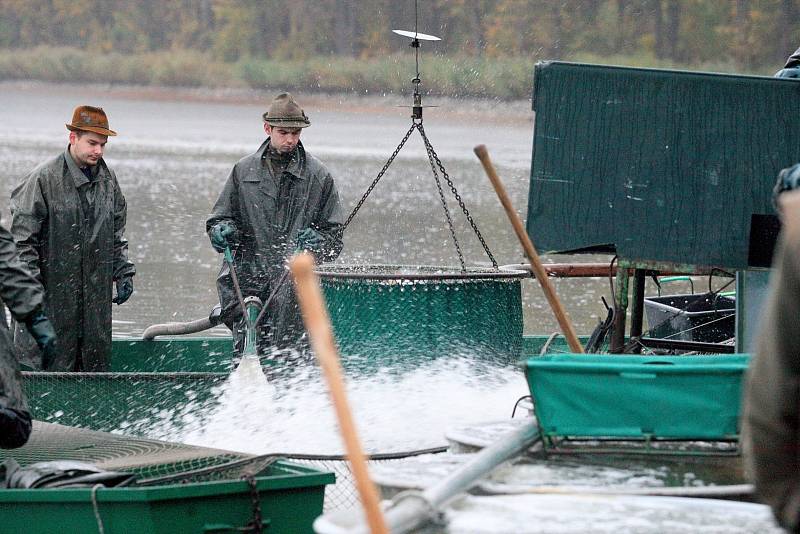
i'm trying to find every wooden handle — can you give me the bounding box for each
[473,145,584,354]
[289,253,389,534]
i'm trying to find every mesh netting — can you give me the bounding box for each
[0,422,246,480]
[318,265,525,363]
[269,447,447,512]
[22,372,227,435]
[0,422,446,512]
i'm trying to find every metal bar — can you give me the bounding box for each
[638,337,736,353]
[610,267,630,353]
[629,269,646,353]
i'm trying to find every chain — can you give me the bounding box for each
[424,133,466,271]
[418,124,498,268]
[242,474,264,533]
[343,123,417,229]
[344,119,498,270]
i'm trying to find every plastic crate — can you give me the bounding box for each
[525,353,749,440]
[644,293,735,343]
[0,460,334,534]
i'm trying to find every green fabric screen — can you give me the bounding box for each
[525,353,750,439]
[527,62,800,268]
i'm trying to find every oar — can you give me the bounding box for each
[289,252,389,534]
[473,145,584,353]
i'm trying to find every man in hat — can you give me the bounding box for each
[10,105,135,371]
[207,93,343,355]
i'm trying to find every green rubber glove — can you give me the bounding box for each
[210,222,236,253]
[296,227,325,254]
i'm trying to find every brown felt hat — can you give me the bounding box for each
[262,93,310,128]
[66,105,117,136]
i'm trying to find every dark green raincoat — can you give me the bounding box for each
[0,218,44,433]
[207,140,343,352]
[10,148,135,371]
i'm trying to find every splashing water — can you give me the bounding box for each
[175,354,527,456]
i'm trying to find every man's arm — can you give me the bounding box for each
[311,173,344,262]
[206,167,241,248]
[0,221,43,321]
[9,176,47,283]
[112,177,135,280]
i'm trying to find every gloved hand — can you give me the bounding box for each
[112,276,134,305]
[210,222,236,253]
[24,309,57,371]
[296,227,325,255]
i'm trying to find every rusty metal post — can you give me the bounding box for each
[610,266,630,353]
[628,269,646,353]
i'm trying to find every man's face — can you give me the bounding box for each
[264,124,302,154]
[69,131,108,167]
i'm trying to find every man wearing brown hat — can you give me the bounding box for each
[207,93,343,355]
[10,105,135,371]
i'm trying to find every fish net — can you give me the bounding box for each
[0,422,445,512]
[318,265,526,363]
[22,371,227,434]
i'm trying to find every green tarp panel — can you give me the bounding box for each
[525,353,750,440]
[527,62,800,269]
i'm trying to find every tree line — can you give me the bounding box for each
[0,0,797,72]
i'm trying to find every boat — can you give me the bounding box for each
[0,421,333,534]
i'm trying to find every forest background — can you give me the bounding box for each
[1,0,798,100]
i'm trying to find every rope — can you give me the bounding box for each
[91,484,105,534]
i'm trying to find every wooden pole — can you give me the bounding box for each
[289,252,389,534]
[473,145,584,353]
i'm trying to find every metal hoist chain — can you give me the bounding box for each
[343,123,417,229]
[423,129,466,272]
[418,123,499,269]
[343,119,498,270]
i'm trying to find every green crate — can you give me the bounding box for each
[525,354,750,440]
[0,460,334,534]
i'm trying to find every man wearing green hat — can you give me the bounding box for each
[207,93,343,355]
[10,105,135,371]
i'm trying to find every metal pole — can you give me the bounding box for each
[610,267,630,353]
[629,269,646,353]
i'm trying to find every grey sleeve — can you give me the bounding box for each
[206,167,240,238]
[9,176,46,283]
[0,221,43,321]
[112,175,136,280]
[313,173,344,262]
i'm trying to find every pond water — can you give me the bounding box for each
[0,82,695,456]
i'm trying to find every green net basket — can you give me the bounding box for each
[317,265,526,364]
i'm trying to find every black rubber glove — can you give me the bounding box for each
[0,407,32,449]
[112,276,134,305]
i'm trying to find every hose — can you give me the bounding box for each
[142,306,222,340]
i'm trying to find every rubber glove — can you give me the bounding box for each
[112,276,134,305]
[296,227,325,255]
[25,309,57,371]
[210,222,236,253]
